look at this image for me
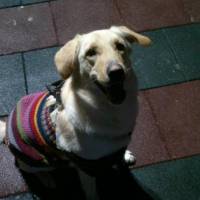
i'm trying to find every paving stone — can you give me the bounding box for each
[22,0,48,5]
[116,0,190,32]
[0,3,57,55]
[163,23,200,81]
[183,0,200,22]
[24,47,60,93]
[133,155,200,200]
[50,0,122,44]
[0,193,35,200]
[0,54,26,116]
[0,0,20,8]
[129,93,170,167]
[133,30,185,90]
[145,80,200,159]
[0,145,28,198]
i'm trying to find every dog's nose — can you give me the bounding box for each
[107,63,125,83]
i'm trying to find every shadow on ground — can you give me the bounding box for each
[20,164,156,200]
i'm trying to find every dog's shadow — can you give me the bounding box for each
[20,164,156,200]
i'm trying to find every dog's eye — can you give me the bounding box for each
[86,48,97,57]
[116,42,125,52]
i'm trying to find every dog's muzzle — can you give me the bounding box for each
[92,63,126,105]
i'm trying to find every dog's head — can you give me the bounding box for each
[55,26,151,105]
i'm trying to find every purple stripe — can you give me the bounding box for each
[11,108,43,161]
[8,109,21,151]
[20,92,45,142]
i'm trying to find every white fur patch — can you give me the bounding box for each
[56,131,80,153]
[0,120,6,144]
[46,95,56,107]
[124,150,136,165]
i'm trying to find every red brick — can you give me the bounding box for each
[183,0,200,22]
[50,0,122,44]
[0,145,28,197]
[116,0,190,32]
[129,93,170,167]
[0,3,57,55]
[145,80,200,159]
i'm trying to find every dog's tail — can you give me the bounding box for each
[0,120,6,144]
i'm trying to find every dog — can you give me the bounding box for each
[0,26,151,175]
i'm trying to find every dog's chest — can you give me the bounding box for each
[56,83,138,159]
[68,98,136,135]
[59,96,137,159]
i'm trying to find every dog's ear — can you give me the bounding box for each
[111,26,151,46]
[54,35,80,79]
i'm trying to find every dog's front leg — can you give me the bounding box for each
[55,111,80,153]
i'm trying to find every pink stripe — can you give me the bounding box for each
[11,109,43,161]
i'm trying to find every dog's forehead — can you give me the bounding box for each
[80,29,121,49]
[85,29,117,39]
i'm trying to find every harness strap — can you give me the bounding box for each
[46,80,65,107]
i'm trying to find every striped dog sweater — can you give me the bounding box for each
[7,90,127,174]
[7,92,59,171]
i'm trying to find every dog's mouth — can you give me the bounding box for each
[94,81,126,105]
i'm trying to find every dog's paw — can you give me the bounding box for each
[124,150,136,166]
[46,95,56,107]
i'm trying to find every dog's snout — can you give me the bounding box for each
[107,63,125,83]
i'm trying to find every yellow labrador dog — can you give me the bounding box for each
[0,26,151,173]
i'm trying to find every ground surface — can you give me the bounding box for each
[0,0,200,199]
